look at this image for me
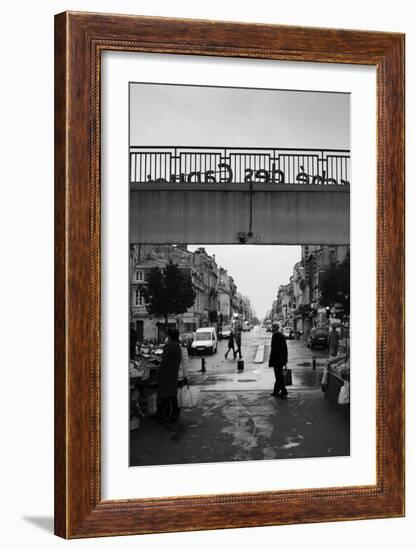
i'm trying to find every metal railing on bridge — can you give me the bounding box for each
[129,146,350,187]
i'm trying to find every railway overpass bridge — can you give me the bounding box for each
[129,146,350,245]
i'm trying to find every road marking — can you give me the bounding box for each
[254,344,265,363]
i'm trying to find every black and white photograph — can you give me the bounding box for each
[128,83,351,467]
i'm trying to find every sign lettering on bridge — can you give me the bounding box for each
[129,146,350,187]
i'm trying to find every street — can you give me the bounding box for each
[130,327,349,466]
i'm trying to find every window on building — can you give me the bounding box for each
[135,270,144,282]
[134,288,146,306]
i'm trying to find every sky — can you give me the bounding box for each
[188,245,301,320]
[130,83,350,149]
[130,84,348,318]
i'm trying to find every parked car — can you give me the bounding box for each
[307,327,328,349]
[282,326,294,339]
[190,327,218,355]
[218,325,231,339]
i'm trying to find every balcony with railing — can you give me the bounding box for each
[129,146,350,189]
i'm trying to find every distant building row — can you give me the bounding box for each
[130,244,254,343]
[269,245,350,335]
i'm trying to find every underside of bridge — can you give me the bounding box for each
[130,188,349,245]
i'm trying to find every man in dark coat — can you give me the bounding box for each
[225,330,237,359]
[268,324,288,398]
[234,329,242,359]
[327,326,339,357]
[158,328,182,421]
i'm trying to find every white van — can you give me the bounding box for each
[190,327,218,355]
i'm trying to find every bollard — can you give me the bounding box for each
[237,359,244,371]
[200,357,206,373]
[312,356,316,370]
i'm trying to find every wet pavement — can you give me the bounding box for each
[130,328,350,466]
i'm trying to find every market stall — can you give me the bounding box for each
[321,353,350,419]
[129,346,162,430]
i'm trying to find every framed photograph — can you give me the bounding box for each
[54,11,405,538]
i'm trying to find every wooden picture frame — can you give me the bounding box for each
[54,11,405,538]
